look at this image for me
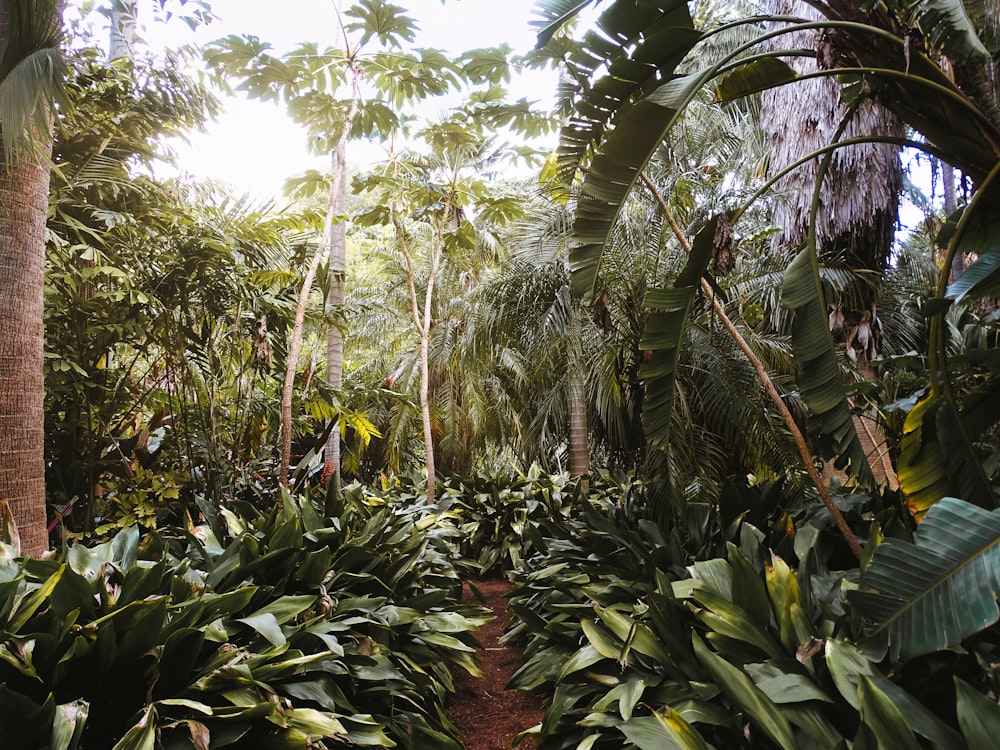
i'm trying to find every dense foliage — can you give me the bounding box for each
[7,0,1000,746]
[0,484,493,749]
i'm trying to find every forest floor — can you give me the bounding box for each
[449,579,546,750]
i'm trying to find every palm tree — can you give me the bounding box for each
[762,0,902,358]
[0,0,66,554]
[533,0,1000,538]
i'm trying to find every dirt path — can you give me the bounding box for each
[449,579,544,750]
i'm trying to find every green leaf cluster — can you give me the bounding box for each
[0,487,492,749]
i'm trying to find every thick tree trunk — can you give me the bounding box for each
[763,0,902,363]
[763,0,902,268]
[0,0,64,556]
[324,142,347,485]
[0,158,50,555]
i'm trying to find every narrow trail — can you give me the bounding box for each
[449,579,545,750]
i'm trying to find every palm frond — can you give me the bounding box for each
[0,48,67,161]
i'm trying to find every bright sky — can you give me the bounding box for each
[141,0,559,202]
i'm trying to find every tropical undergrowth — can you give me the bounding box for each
[0,482,491,750]
[11,464,1000,749]
[501,480,1000,749]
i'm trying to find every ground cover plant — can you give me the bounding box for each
[503,483,1000,749]
[0,485,491,749]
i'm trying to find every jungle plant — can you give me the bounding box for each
[504,486,997,749]
[0,482,491,749]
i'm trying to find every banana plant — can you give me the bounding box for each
[533,0,1000,529]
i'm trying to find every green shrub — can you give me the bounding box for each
[0,487,490,749]
[504,487,999,749]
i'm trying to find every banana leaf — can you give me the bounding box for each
[570,70,707,300]
[782,249,875,488]
[849,496,1000,660]
[908,0,991,63]
[639,217,721,450]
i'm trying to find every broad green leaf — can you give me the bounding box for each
[897,392,951,517]
[252,595,316,625]
[10,565,64,631]
[619,675,646,722]
[826,640,963,747]
[569,67,707,299]
[715,56,797,101]
[693,588,782,659]
[280,677,356,714]
[284,708,347,737]
[235,612,286,648]
[955,676,1000,750]
[782,249,875,488]
[112,709,155,750]
[947,245,1000,303]
[532,0,600,46]
[692,634,797,750]
[50,700,88,750]
[594,604,671,664]
[749,671,832,705]
[580,619,622,660]
[619,706,709,750]
[850,497,1000,659]
[857,675,921,750]
[639,217,723,451]
[726,543,771,628]
[765,553,813,655]
[910,0,990,64]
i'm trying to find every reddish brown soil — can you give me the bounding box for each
[450,579,545,750]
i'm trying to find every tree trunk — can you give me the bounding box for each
[278,72,359,488]
[567,312,589,491]
[0,0,64,556]
[394,213,441,503]
[942,161,967,281]
[418,327,435,501]
[763,0,902,270]
[763,0,902,363]
[323,142,347,486]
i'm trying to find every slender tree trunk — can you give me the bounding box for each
[0,0,65,555]
[278,69,359,488]
[279,190,340,488]
[566,312,589,491]
[418,325,435,500]
[393,215,442,503]
[323,142,347,487]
